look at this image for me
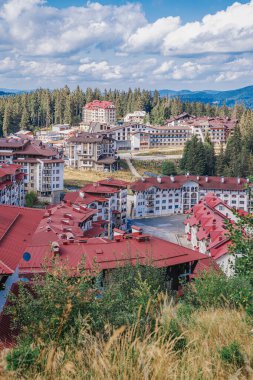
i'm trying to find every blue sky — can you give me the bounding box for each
[0,0,252,91]
[48,0,249,23]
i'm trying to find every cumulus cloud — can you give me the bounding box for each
[153,61,174,75]
[79,60,122,80]
[162,1,253,55]
[0,0,146,56]
[0,0,252,89]
[172,61,208,80]
[123,17,180,53]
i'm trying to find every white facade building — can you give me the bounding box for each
[130,175,252,218]
[0,138,64,204]
[124,111,146,123]
[82,100,116,124]
[0,164,25,206]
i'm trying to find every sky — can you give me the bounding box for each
[0,0,253,91]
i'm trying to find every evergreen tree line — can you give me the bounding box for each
[180,117,253,178]
[0,86,246,136]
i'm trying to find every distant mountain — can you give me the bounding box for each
[159,85,253,108]
[0,88,26,95]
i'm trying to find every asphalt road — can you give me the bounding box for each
[131,215,187,245]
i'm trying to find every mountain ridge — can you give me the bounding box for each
[158,85,253,108]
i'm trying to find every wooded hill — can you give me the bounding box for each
[0,86,248,136]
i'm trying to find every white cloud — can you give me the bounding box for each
[0,0,146,56]
[172,61,207,80]
[0,0,252,89]
[162,1,253,55]
[123,16,180,53]
[0,56,16,73]
[79,60,122,80]
[153,61,174,75]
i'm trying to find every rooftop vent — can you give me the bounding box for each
[51,241,60,254]
[221,176,224,183]
[79,191,85,198]
[136,234,150,242]
[96,248,103,254]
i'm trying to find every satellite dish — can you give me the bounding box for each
[23,252,31,262]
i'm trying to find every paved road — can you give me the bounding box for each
[131,215,189,245]
[119,153,182,161]
[125,158,141,177]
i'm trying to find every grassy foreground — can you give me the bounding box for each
[2,306,252,379]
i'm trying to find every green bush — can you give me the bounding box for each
[182,270,253,315]
[6,344,40,371]
[169,318,187,352]
[219,341,244,368]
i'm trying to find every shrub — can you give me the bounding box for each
[169,318,187,352]
[219,341,244,368]
[6,344,40,371]
[182,270,253,315]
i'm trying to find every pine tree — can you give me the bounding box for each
[3,103,11,136]
[161,161,177,176]
[204,134,216,175]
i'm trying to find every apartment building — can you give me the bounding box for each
[124,111,146,123]
[130,175,252,218]
[82,100,116,124]
[110,123,158,150]
[0,164,25,206]
[131,125,192,150]
[64,178,128,232]
[0,137,64,204]
[184,193,245,276]
[166,113,194,126]
[65,132,117,171]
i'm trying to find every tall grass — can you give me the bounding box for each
[3,305,253,379]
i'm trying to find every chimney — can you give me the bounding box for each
[221,176,224,183]
[113,228,125,239]
[79,191,85,198]
[237,177,241,184]
[170,175,175,183]
[131,225,142,235]
[186,172,189,178]
[157,176,162,184]
[247,178,250,183]
[51,241,60,254]
[205,176,208,183]
[141,177,145,182]
[196,175,200,181]
[213,218,216,224]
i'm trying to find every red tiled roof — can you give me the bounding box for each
[98,178,129,189]
[84,100,115,110]
[130,175,250,192]
[19,234,208,276]
[81,183,119,194]
[64,191,108,205]
[0,205,44,272]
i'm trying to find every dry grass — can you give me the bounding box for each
[134,147,184,157]
[64,165,137,188]
[4,307,253,380]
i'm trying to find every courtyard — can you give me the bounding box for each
[130,214,191,247]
